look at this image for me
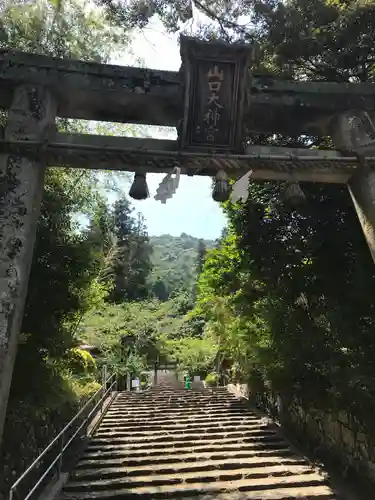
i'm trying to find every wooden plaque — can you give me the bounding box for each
[179,36,254,153]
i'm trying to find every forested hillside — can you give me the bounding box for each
[78,234,213,380]
[149,234,215,300]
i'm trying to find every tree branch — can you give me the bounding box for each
[193,0,252,41]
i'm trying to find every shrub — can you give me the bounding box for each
[67,348,97,375]
[205,372,218,387]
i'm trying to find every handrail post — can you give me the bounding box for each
[102,365,107,390]
[101,365,107,413]
[57,433,64,479]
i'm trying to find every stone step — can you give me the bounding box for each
[89,430,284,446]
[112,397,237,403]
[106,405,245,414]
[85,439,289,456]
[76,450,304,469]
[59,388,336,500]
[112,395,238,401]
[180,489,335,500]
[114,394,234,398]
[73,458,311,479]
[83,440,291,457]
[111,404,237,408]
[99,415,263,427]
[93,426,280,438]
[116,390,229,396]
[106,404,246,410]
[98,418,266,429]
[115,394,234,400]
[115,392,235,402]
[110,396,239,403]
[64,467,325,491]
[94,425,275,438]
[107,406,243,413]
[110,398,240,403]
[97,423,272,434]
[103,409,248,418]
[104,409,254,417]
[113,395,238,400]
[113,396,236,401]
[100,413,258,426]
[114,392,235,398]
[60,476,333,499]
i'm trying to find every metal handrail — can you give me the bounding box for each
[9,372,117,500]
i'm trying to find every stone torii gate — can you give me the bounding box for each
[2,36,375,446]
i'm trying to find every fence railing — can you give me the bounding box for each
[9,371,117,500]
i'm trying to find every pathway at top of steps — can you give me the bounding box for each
[59,387,339,500]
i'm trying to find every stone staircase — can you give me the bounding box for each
[59,387,337,499]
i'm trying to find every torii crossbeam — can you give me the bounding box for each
[2,36,375,448]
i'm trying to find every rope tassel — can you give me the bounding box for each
[212,169,229,202]
[154,167,181,204]
[129,173,149,200]
[282,181,306,206]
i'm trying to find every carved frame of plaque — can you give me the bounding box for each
[179,36,253,154]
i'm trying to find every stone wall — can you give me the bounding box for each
[228,383,375,486]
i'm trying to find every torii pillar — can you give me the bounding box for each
[332,110,375,263]
[0,85,56,447]
[348,170,375,263]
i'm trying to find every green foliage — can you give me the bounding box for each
[81,300,167,375]
[1,0,154,493]
[149,233,214,300]
[21,169,102,351]
[195,179,375,424]
[205,372,218,387]
[102,0,375,85]
[66,348,97,375]
[3,0,133,404]
[3,0,132,466]
[81,281,219,377]
[109,198,152,303]
[1,0,123,60]
[163,336,217,374]
[93,0,193,32]
[196,239,207,277]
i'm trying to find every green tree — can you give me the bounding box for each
[81,301,166,376]
[1,0,123,60]
[11,169,107,398]
[149,234,215,300]
[163,336,217,374]
[3,0,127,403]
[109,198,152,303]
[151,278,170,301]
[196,239,206,277]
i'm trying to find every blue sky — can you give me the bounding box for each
[110,16,227,240]
[131,173,225,240]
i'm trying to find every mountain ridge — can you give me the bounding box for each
[149,233,215,300]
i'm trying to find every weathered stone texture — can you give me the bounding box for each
[229,383,375,486]
[348,169,375,263]
[0,84,56,446]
